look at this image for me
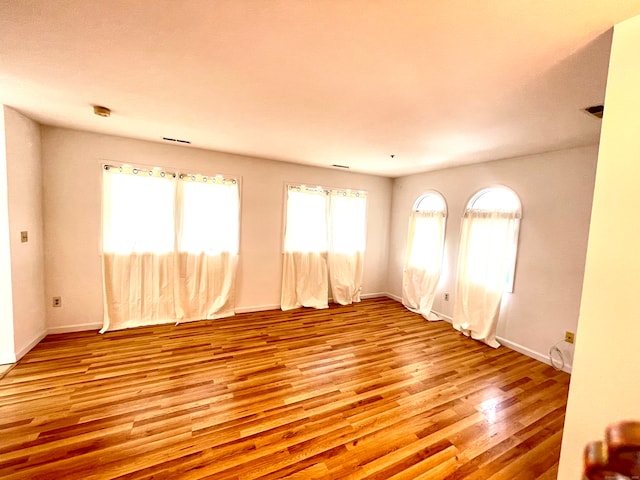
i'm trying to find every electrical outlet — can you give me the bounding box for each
[20,231,28,243]
[52,296,62,308]
[565,331,575,344]
[444,293,449,301]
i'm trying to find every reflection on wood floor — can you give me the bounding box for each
[0,297,569,479]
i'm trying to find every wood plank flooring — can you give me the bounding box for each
[0,297,570,479]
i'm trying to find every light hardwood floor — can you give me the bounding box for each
[0,297,570,479]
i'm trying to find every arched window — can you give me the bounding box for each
[466,187,521,292]
[414,193,447,213]
[453,186,521,347]
[402,191,447,321]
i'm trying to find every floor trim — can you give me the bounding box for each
[497,335,572,374]
[48,323,103,334]
[15,330,48,361]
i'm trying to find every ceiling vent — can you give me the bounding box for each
[162,137,191,144]
[585,105,604,119]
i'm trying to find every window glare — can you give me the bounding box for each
[415,193,446,212]
[284,187,367,254]
[406,191,447,270]
[284,190,328,252]
[329,193,367,254]
[464,186,521,293]
[103,173,175,254]
[179,181,239,254]
[471,188,520,212]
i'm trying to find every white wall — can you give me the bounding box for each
[558,14,640,480]
[41,127,392,332]
[4,106,47,359]
[0,107,16,364]
[388,145,598,370]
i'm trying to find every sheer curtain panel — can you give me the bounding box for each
[101,166,178,332]
[453,210,520,347]
[101,165,240,332]
[402,210,445,320]
[281,187,329,310]
[281,185,367,310]
[176,175,239,322]
[328,191,367,305]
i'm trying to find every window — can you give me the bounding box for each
[283,187,329,254]
[402,191,447,320]
[452,186,521,347]
[415,192,447,212]
[406,192,447,270]
[102,168,175,254]
[464,187,521,292]
[178,174,239,255]
[101,165,240,332]
[281,185,367,310]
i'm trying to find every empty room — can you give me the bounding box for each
[2,2,640,479]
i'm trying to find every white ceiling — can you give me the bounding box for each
[1,1,639,177]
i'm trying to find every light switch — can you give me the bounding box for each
[20,231,28,243]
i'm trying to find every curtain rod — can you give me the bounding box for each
[288,184,367,197]
[103,164,177,178]
[103,164,238,184]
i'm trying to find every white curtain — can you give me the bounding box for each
[281,187,329,310]
[101,166,239,332]
[175,175,239,322]
[328,191,367,305]
[452,210,519,347]
[402,210,445,320]
[281,186,367,310]
[102,167,178,332]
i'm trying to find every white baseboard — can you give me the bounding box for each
[497,336,572,374]
[235,304,280,314]
[360,292,389,300]
[1,329,48,365]
[15,330,48,361]
[379,292,401,302]
[48,322,103,334]
[234,295,396,314]
[431,310,453,322]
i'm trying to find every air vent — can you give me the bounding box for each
[585,105,604,119]
[162,137,191,144]
[332,164,349,169]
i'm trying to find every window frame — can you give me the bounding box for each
[464,186,522,293]
[404,190,448,274]
[413,190,448,215]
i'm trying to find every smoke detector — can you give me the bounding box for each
[93,105,111,117]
